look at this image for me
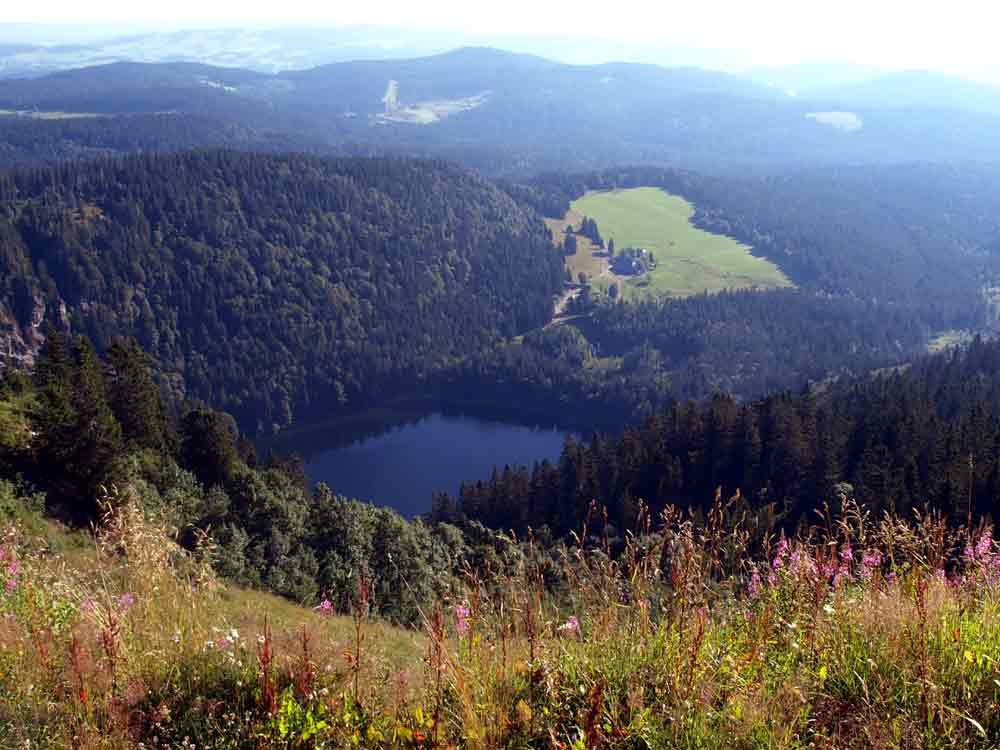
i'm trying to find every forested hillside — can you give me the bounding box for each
[440,336,1000,538]
[0,151,563,432]
[446,164,1000,427]
[0,334,472,622]
[520,164,1000,313]
[0,113,331,167]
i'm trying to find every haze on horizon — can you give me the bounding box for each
[3,0,1000,82]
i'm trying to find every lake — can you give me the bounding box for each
[294,412,576,518]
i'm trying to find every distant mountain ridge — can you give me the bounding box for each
[747,61,886,94]
[812,70,1000,116]
[3,47,1000,174]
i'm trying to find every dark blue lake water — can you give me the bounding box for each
[299,412,574,518]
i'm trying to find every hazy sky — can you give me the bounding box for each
[5,0,1000,75]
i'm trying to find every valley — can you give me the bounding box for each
[5,23,1000,748]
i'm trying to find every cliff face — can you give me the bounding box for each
[0,294,67,370]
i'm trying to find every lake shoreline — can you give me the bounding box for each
[271,410,580,518]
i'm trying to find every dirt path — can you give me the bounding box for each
[544,287,583,329]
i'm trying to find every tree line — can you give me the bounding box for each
[0,333,474,624]
[434,336,1000,539]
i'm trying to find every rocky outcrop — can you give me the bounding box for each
[0,294,68,370]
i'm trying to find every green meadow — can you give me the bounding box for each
[571,187,792,298]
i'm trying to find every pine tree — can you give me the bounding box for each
[181,407,239,489]
[33,330,79,507]
[68,336,123,516]
[107,337,174,454]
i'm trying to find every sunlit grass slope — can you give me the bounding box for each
[4,483,1000,748]
[572,187,793,298]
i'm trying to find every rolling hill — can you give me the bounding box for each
[811,69,1000,116]
[5,48,1000,175]
[0,151,564,432]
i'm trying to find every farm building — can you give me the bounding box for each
[612,247,657,276]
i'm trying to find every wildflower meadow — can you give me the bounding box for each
[1,489,999,749]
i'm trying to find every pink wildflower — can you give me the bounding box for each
[314,598,334,615]
[772,539,790,571]
[80,597,94,613]
[839,544,854,563]
[976,534,993,559]
[789,548,816,578]
[861,550,881,568]
[558,615,580,637]
[454,601,471,635]
[859,549,882,579]
[119,593,135,609]
[216,637,231,649]
[747,569,762,598]
[833,562,853,587]
[3,554,20,593]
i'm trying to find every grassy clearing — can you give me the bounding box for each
[544,210,609,283]
[0,109,104,120]
[928,329,975,353]
[572,187,793,299]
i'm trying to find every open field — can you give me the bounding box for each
[543,209,609,283]
[571,187,793,298]
[928,329,975,353]
[0,109,104,120]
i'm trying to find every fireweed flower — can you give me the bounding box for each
[314,598,334,614]
[454,601,471,635]
[859,549,882,579]
[772,539,790,571]
[833,563,853,588]
[861,550,881,568]
[3,554,20,593]
[747,569,762,598]
[558,615,580,637]
[789,548,817,579]
[975,534,993,560]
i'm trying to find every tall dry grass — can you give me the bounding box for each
[1,489,999,748]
